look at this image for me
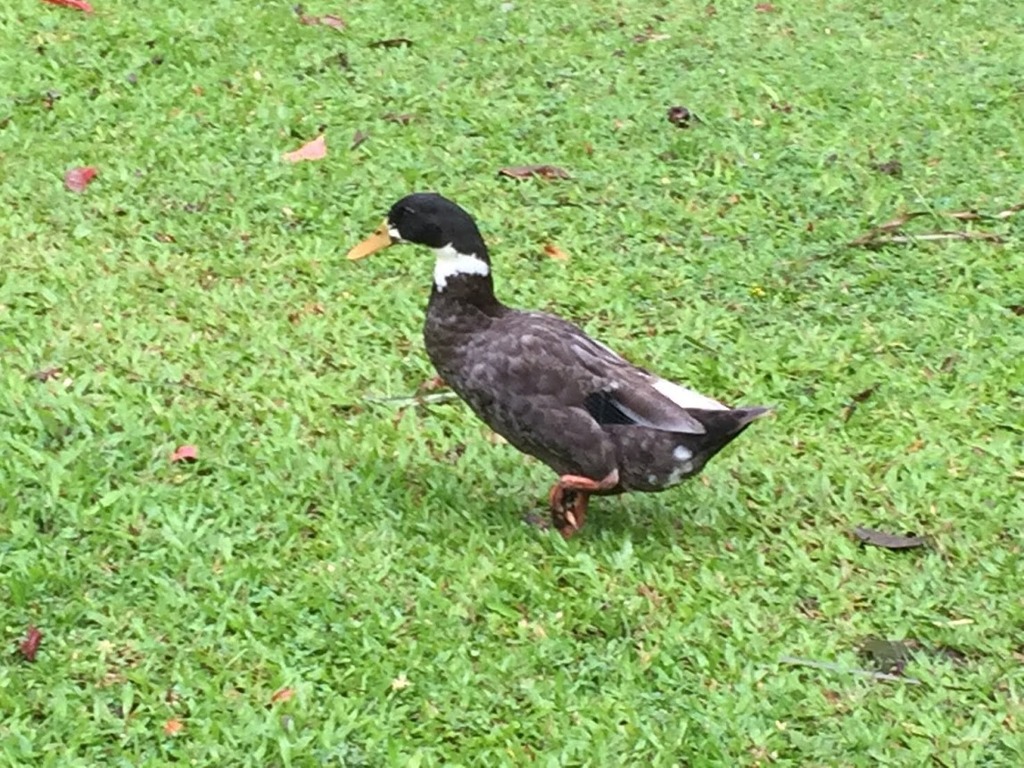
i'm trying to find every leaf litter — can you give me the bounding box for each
[851,526,929,550]
[29,366,62,382]
[848,203,1022,248]
[42,0,93,12]
[498,164,571,180]
[65,166,98,193]
[170,445,199,463]
[840,383,879,421]
[20,625,43,662]
[282,134,327,163]
[351,130,369,150]
[667,106,698,128]
[293,5,345,28]
[543,244,569,261]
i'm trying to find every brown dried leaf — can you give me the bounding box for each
[288,302,326,324]
[282,134,327,163]
[270,687,295,704]
[20,625,42,662]
[29,367,62,382]
[351,130,369,150]
[851,526,928,550]
[633,26,671,43]
[996,203,1024,219]
[755,2,777,11]
[298,13,346,29]
[872,158,902,176]
[497,164,571,180]
[415,375,447,394]
[851,384,879,403]
[543,243,569,261]
[1007,305,1024,317]
[667,105,695,127]
[946,209,980,221]
[637,583,663,608]
[383,112,414,125]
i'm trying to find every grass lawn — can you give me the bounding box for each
[2,0,1023,764]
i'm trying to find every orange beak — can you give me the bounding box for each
[346,220,393,260]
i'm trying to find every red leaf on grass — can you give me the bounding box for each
[270,687,295,704]
[20,625,43,662]
[298,13,346,29]
[65,166,97,193]
[42,0,94,12]
[282,134,327,163]
[170,445,198,463]
[163,718,184,736]
[543,243,569,261]
[498,164,571,180]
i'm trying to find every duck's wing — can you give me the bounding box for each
[515,312,725,435]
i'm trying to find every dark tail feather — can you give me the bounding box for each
[686,405,773,468]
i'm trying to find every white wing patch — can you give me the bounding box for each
[433,244,489,290]
[673,445,692,461]
[653,378,727,411]
[666,459,695,487]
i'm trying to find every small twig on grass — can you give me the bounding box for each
[847,202,1020,248]
[853,231,1003,248]
[777,656,922,685]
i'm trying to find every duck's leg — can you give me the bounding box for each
[548,469,619,538]
[547,484,586,537]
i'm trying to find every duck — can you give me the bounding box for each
[347,193,770,537]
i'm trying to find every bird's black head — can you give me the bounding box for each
[347,192,498,305]
[384,193,486,256]
[347,192,489,263]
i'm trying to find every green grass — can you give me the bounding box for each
[2,0,1023,764]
